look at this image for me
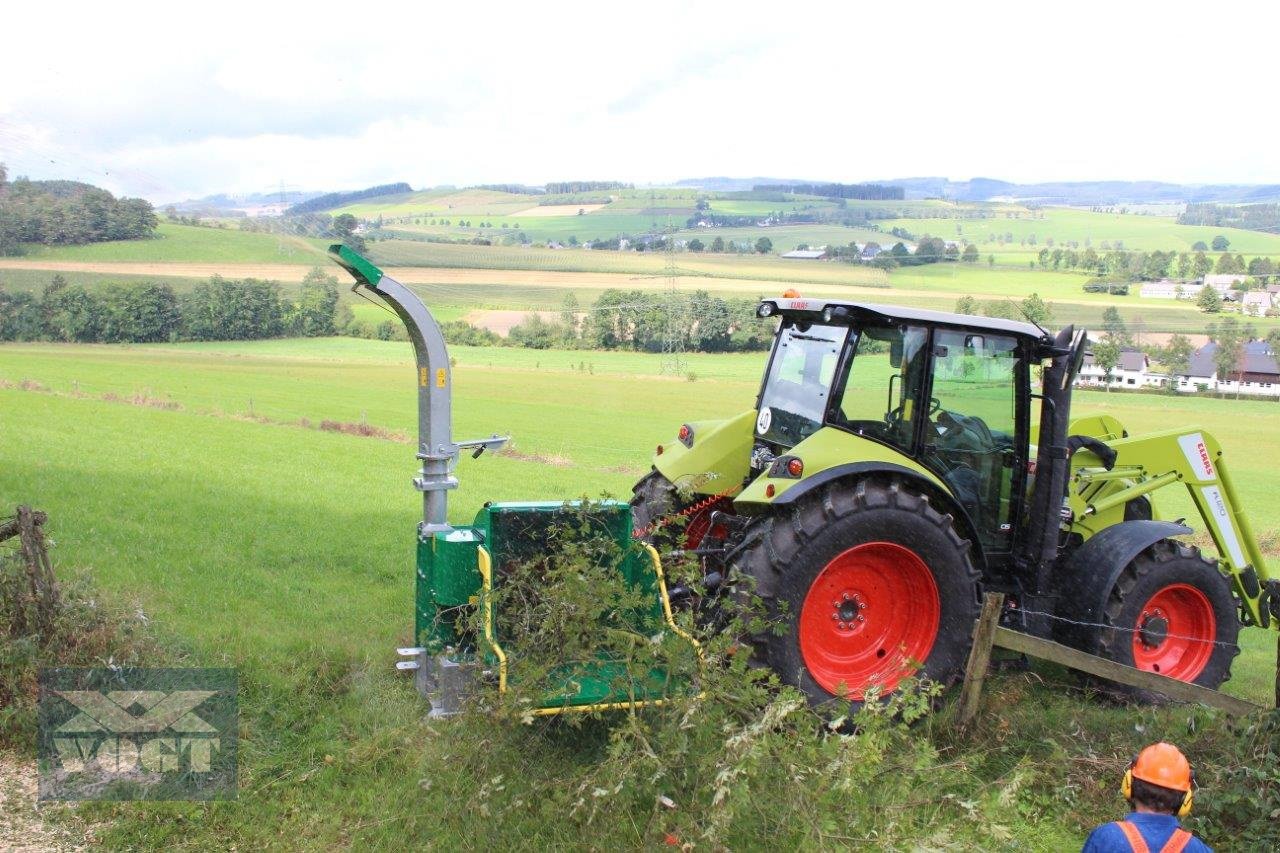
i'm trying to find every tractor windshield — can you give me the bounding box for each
[831,323,930,453]
[755,321,847,447]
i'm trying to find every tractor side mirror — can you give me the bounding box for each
[890,339,903,368]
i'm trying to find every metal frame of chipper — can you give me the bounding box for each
[327,245,697,717]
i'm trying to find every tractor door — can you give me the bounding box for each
[924,330,1024,553]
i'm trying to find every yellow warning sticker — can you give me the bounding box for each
[436,368,447,388]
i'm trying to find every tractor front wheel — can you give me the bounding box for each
[1093,539,1240,701]
[731,478,980,708]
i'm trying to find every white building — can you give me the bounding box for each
[1076,347,1168,390]
[1139,279,1201,299]
[1203,274,1248,291]
[1174,340,1280,397]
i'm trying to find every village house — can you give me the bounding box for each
[1203,273,1248,292]
[1139,279,1201,299]
[1176,339,1280,397]
[1076,347,1167,390]
[1241,290,1274,316]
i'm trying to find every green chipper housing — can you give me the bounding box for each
[327,245,695,717]
[330,245,1280,717]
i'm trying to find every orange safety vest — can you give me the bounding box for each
[1113,820,1193,853]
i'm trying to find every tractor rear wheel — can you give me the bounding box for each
[730,478,980,708]
[1092,539,1240,701]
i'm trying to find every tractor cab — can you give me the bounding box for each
[747,298,1054,557]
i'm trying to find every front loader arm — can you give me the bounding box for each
[1070,427,1273,627]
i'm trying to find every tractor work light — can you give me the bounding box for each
[757,302,775,318]
[768,455,805,479]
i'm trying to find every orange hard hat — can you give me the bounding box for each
[1130,742,1193,792]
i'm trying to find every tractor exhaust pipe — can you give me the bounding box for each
[1019,325,1078,633]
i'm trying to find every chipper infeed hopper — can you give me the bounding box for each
[326,245,697,717]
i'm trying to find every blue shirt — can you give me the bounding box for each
[1082,813,1211,852]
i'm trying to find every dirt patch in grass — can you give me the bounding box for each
[496,446,573,467]
[100,391,182,411]
[0,752,94,851]
[462,309,556,336]
[318,419,409,442]
[514,203,608,217]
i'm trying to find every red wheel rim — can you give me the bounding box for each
[1130,583,1216,681]
[799,542,940,699]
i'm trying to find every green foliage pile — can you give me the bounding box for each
[0,168,156,254]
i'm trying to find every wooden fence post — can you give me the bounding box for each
[957,592,1004,726]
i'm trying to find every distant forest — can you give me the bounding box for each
[287,183,413,215]
[543,181,633,194]
[0,165,157,254]
[754,182,905,201]
[1179,203,1280,234]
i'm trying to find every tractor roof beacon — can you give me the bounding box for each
[326,241,1278,714]
[642,294,1277,706]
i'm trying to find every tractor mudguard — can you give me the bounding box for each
[764,460,985,568]
[1051,519,1193,650]
[653,409,755,498]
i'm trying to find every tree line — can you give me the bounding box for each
[0,270,343,343]
[287,183,412,215]
[1178,203,1280,234]
[0,166,157,255]
[754,182,905,200]
[1033,246,1277,284]
[543,181,632,194]
[427,290,776,354]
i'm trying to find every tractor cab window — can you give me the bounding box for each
[925,330,1020,551]
[755,321,847,447]
[834,324,929,453]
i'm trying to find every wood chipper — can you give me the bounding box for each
[329,245,1279,715]
[327,245,698,717]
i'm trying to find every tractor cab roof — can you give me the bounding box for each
[759,296,1050,342]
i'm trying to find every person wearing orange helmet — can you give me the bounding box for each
[1081,743,1211,852]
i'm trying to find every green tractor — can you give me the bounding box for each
[328,246,1277,714]
[635,294,1279,706]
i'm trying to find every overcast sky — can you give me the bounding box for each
[3,1,1277,203]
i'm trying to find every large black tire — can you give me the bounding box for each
[729,477,980,708]
[630,470,679,545]
[1090,540,1240,702]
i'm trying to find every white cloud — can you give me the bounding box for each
[2,0,1278,201]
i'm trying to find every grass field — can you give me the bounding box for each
[880,208,1280,265]
[3,337,1279,848]
[18,223,330,264]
